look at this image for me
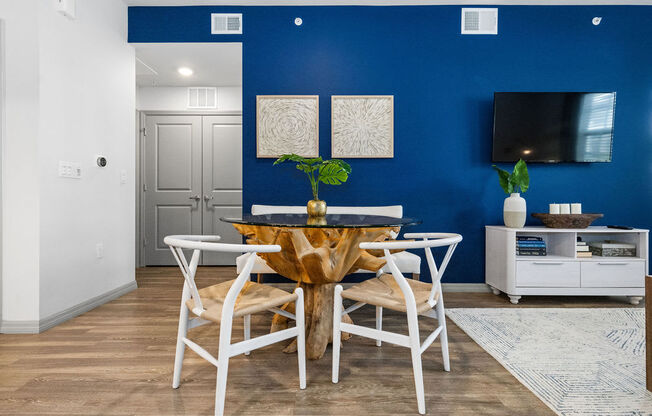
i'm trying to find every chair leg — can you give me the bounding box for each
[408,310,426,415]
[375,306,383,347]
[243,314,251,356]
[295,288,306,389]
[256,273,263,283]
[436,300,450,372]
[173,283,190,389]
[214,354,230,416]
[215,299,234,416]
[332,285,343,383]
[410,344,426,415]
[413,273,420,280]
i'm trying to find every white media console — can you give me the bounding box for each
[485,226,649,305]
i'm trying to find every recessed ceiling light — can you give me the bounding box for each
[178,67,193,76]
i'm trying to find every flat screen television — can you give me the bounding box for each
[492,92,616,163]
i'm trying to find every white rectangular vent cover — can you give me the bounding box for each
[461,8,498,35]
[188,87,217,109]
[211,13,242,34]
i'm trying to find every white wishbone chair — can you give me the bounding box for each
[332,233,462,415]
[164,235,306,416]
[237,204,421,282]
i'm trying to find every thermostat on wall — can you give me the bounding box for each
[96,155,107,167]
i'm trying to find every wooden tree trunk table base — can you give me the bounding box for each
[233,224,396,359]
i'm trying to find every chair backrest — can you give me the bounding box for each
[164,235,281,319]
[252,204,403,218]
[359,233,462,311]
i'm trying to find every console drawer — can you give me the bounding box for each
[581,261,645,288]
[516,261,580,287]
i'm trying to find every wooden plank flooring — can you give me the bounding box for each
[0,267,641,415]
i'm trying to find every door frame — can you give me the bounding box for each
[0,20,5,322]
[135,110,242,267]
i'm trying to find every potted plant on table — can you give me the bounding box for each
[492,159,530,228]
[274,154,352,218]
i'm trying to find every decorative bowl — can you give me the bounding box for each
[531,213,603,229]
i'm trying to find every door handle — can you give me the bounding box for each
[533,262,563,265]
[189,195,201,201]
[597,262,628,265]
[204,195,213,202]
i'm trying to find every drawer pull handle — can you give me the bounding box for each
[597,262,628,265]
[533,262,563,265]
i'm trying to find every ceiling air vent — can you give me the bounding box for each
[188,87,217,109]
[461,8,498,35]
[211,13,243,34]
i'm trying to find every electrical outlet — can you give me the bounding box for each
[59,161,82,179]
[120,170,127,184]
[96,243,104,259]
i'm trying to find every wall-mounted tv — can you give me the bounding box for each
[492,92,616,163]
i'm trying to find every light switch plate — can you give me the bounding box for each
[59,161,82,179]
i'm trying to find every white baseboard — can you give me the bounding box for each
[442,283,491,292]
[38,281,138,332]
[271,282,490,292]
[0,280,138,334]
[0,320,40,334]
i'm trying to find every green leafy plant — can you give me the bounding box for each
[492,159,530,194]
[273,154,352,200]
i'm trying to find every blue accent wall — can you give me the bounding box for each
[129,5,652,282]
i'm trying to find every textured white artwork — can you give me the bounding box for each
[331,95,394,158]
[256,95,319,158]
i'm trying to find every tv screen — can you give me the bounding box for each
[492,92,616,163]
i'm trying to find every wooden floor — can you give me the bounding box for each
[0,267,641,415]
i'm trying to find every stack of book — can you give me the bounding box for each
[576,240,592,258]
[516,236,546,256]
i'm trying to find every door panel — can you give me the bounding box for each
[156,205,194,249]
[202,116,243,265]
[156,126,194,190]
[210,125,242,189]
[145,115,202,265]
[205,206,244,264]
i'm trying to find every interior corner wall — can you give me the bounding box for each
[0,0,41,324]
[37,0,136,320]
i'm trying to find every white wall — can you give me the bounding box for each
[37,0,135,319]
[0,0,135,328]
[137,86,242,112]
[0,0,41,323]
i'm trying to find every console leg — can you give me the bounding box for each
[628,296,643,306]
[490,286,501,296]
[508,295,521,305]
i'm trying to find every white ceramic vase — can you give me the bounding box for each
[503,193,526,228]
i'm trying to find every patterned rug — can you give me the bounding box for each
[446,308,652,416]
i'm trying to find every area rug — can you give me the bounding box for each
[446,308,652,416]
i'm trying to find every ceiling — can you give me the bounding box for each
[134,43,242,87]
[125,0,652,5]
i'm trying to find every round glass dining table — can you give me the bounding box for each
[221,213,421,359]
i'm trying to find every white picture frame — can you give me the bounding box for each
[331,95,394,159]
[256,95,319,158]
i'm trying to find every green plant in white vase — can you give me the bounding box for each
[492,159,530,228]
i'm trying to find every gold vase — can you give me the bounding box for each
[307,199,327,217]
